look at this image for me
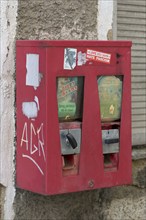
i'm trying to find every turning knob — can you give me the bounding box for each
[66,133,78,149]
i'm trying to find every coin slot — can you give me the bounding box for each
[62,155,75,170]
[104,153,119,170]
[62,154,80,176]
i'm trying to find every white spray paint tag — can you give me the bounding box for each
[26,54,41,88]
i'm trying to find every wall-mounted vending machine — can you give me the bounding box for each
[16,40,132,195]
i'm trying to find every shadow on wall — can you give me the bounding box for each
[14,189,102,220]
[14,184,146,220]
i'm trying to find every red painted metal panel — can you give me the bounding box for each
[16,46,47,194]
[16,40,132,195]
[16,40,132,48]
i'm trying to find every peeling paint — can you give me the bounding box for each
[107,29,113,40]
[22,102,37,119]
[22,102,38,119]
[22,96,40,119]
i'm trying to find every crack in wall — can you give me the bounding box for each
[0,1,18,220]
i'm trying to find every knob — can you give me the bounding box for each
[66,133,78,149]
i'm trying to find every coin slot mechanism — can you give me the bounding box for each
[104,153,119,171]
[59,122,82,176]
[101,124,120,171]
[62,154,80,176]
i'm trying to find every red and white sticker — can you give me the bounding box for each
[86,49,111,64]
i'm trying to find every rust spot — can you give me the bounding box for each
[107,29,113,40]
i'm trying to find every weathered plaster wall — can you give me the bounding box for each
[0,0,18,219]
[16,0,98,40]
[0,184,5,220]
[14,190,102,220]
[98,0,114,40]
[99,185,146,220]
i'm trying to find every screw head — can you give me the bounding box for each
[88,179,94,188]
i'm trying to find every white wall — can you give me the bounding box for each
[98,0,115,40]
[0,0,18,219]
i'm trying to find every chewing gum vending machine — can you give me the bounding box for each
[16,40,132,195]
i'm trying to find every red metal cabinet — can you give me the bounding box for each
[16,40,132,195]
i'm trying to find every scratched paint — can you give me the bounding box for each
[26,54,42,89]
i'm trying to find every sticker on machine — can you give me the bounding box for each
[64,48,77,70]
[86,49,111,64]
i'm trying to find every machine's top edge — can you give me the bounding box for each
[16,40,132,47]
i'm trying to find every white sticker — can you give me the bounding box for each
[86,49,111,64]
[64,48,77,70]
[22,96,40,119]
[26,54,42,88]
[22,102,38,119]
[77,51,87,66]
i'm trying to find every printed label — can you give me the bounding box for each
[86,49,111,64]
[64,48,77,70]
[77,51,87,66]
[26,54,41,89]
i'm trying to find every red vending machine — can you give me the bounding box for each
[16,40,132,195]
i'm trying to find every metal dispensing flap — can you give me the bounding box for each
[60,128,81,155]
[102,129,119,154]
